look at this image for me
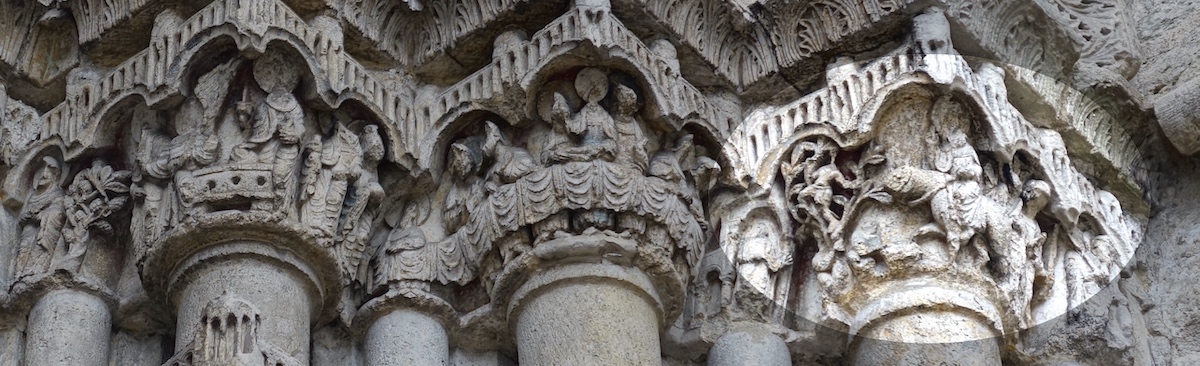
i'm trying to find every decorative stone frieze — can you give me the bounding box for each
[0,0,1179,365]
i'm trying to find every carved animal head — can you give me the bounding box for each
[912,7,954,56]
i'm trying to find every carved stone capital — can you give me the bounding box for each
[133,51,389,314]
[5,154,131,298]
[718,12,1145,351]
[370,66,718,344]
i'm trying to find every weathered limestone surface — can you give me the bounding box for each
[0,0,1192,365]
[365,309,449,365]
[25,290,111,366]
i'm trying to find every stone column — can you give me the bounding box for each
[24,289,111,366]
[1155,76,1200,154]
[169,240,321,363]
[850,311,1001,366]
[509,262,663,366]
[707,328,791,366]
[365,309,449,365]
[846,286,1003,366]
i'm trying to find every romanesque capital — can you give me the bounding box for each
[0,0,1180,365]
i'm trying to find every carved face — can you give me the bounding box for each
[35,156,62,190]
[448,140,481,178]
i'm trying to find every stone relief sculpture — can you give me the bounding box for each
[382,67,711,286]
[13,156,67,278]
[58,159,131,272]
[335,123,386,283]
[770,47,1138,362]
[734,211,792,304]
[232,52,307,216]
[0,0,1178,365]
[164,292,302,366]
[12,156,130,279]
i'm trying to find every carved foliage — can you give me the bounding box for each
[334,0,527,66]
[12,156,130,279]
[785,85,1134,330]
[1034,0,1141,80]
[767,0,910,67]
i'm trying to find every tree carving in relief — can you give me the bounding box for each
[374,67,719,294]
[785,87,1133,329]
[12,155,131,280]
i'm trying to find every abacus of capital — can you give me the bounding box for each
[1,0,1193,365]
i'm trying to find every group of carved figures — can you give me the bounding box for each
[5,62,1132,343]
[2,52,1138,366]
[766,93,1131,329]
[133,53,385,280]
[7,53,388,287]
[373,67,718,290]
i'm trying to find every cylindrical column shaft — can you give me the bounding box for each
[851,311,1001,366]
[365,309,449,365]
[25,289,111,366]
[175,256,316,363]
[514,280,660,366]
[708,329,791,366]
